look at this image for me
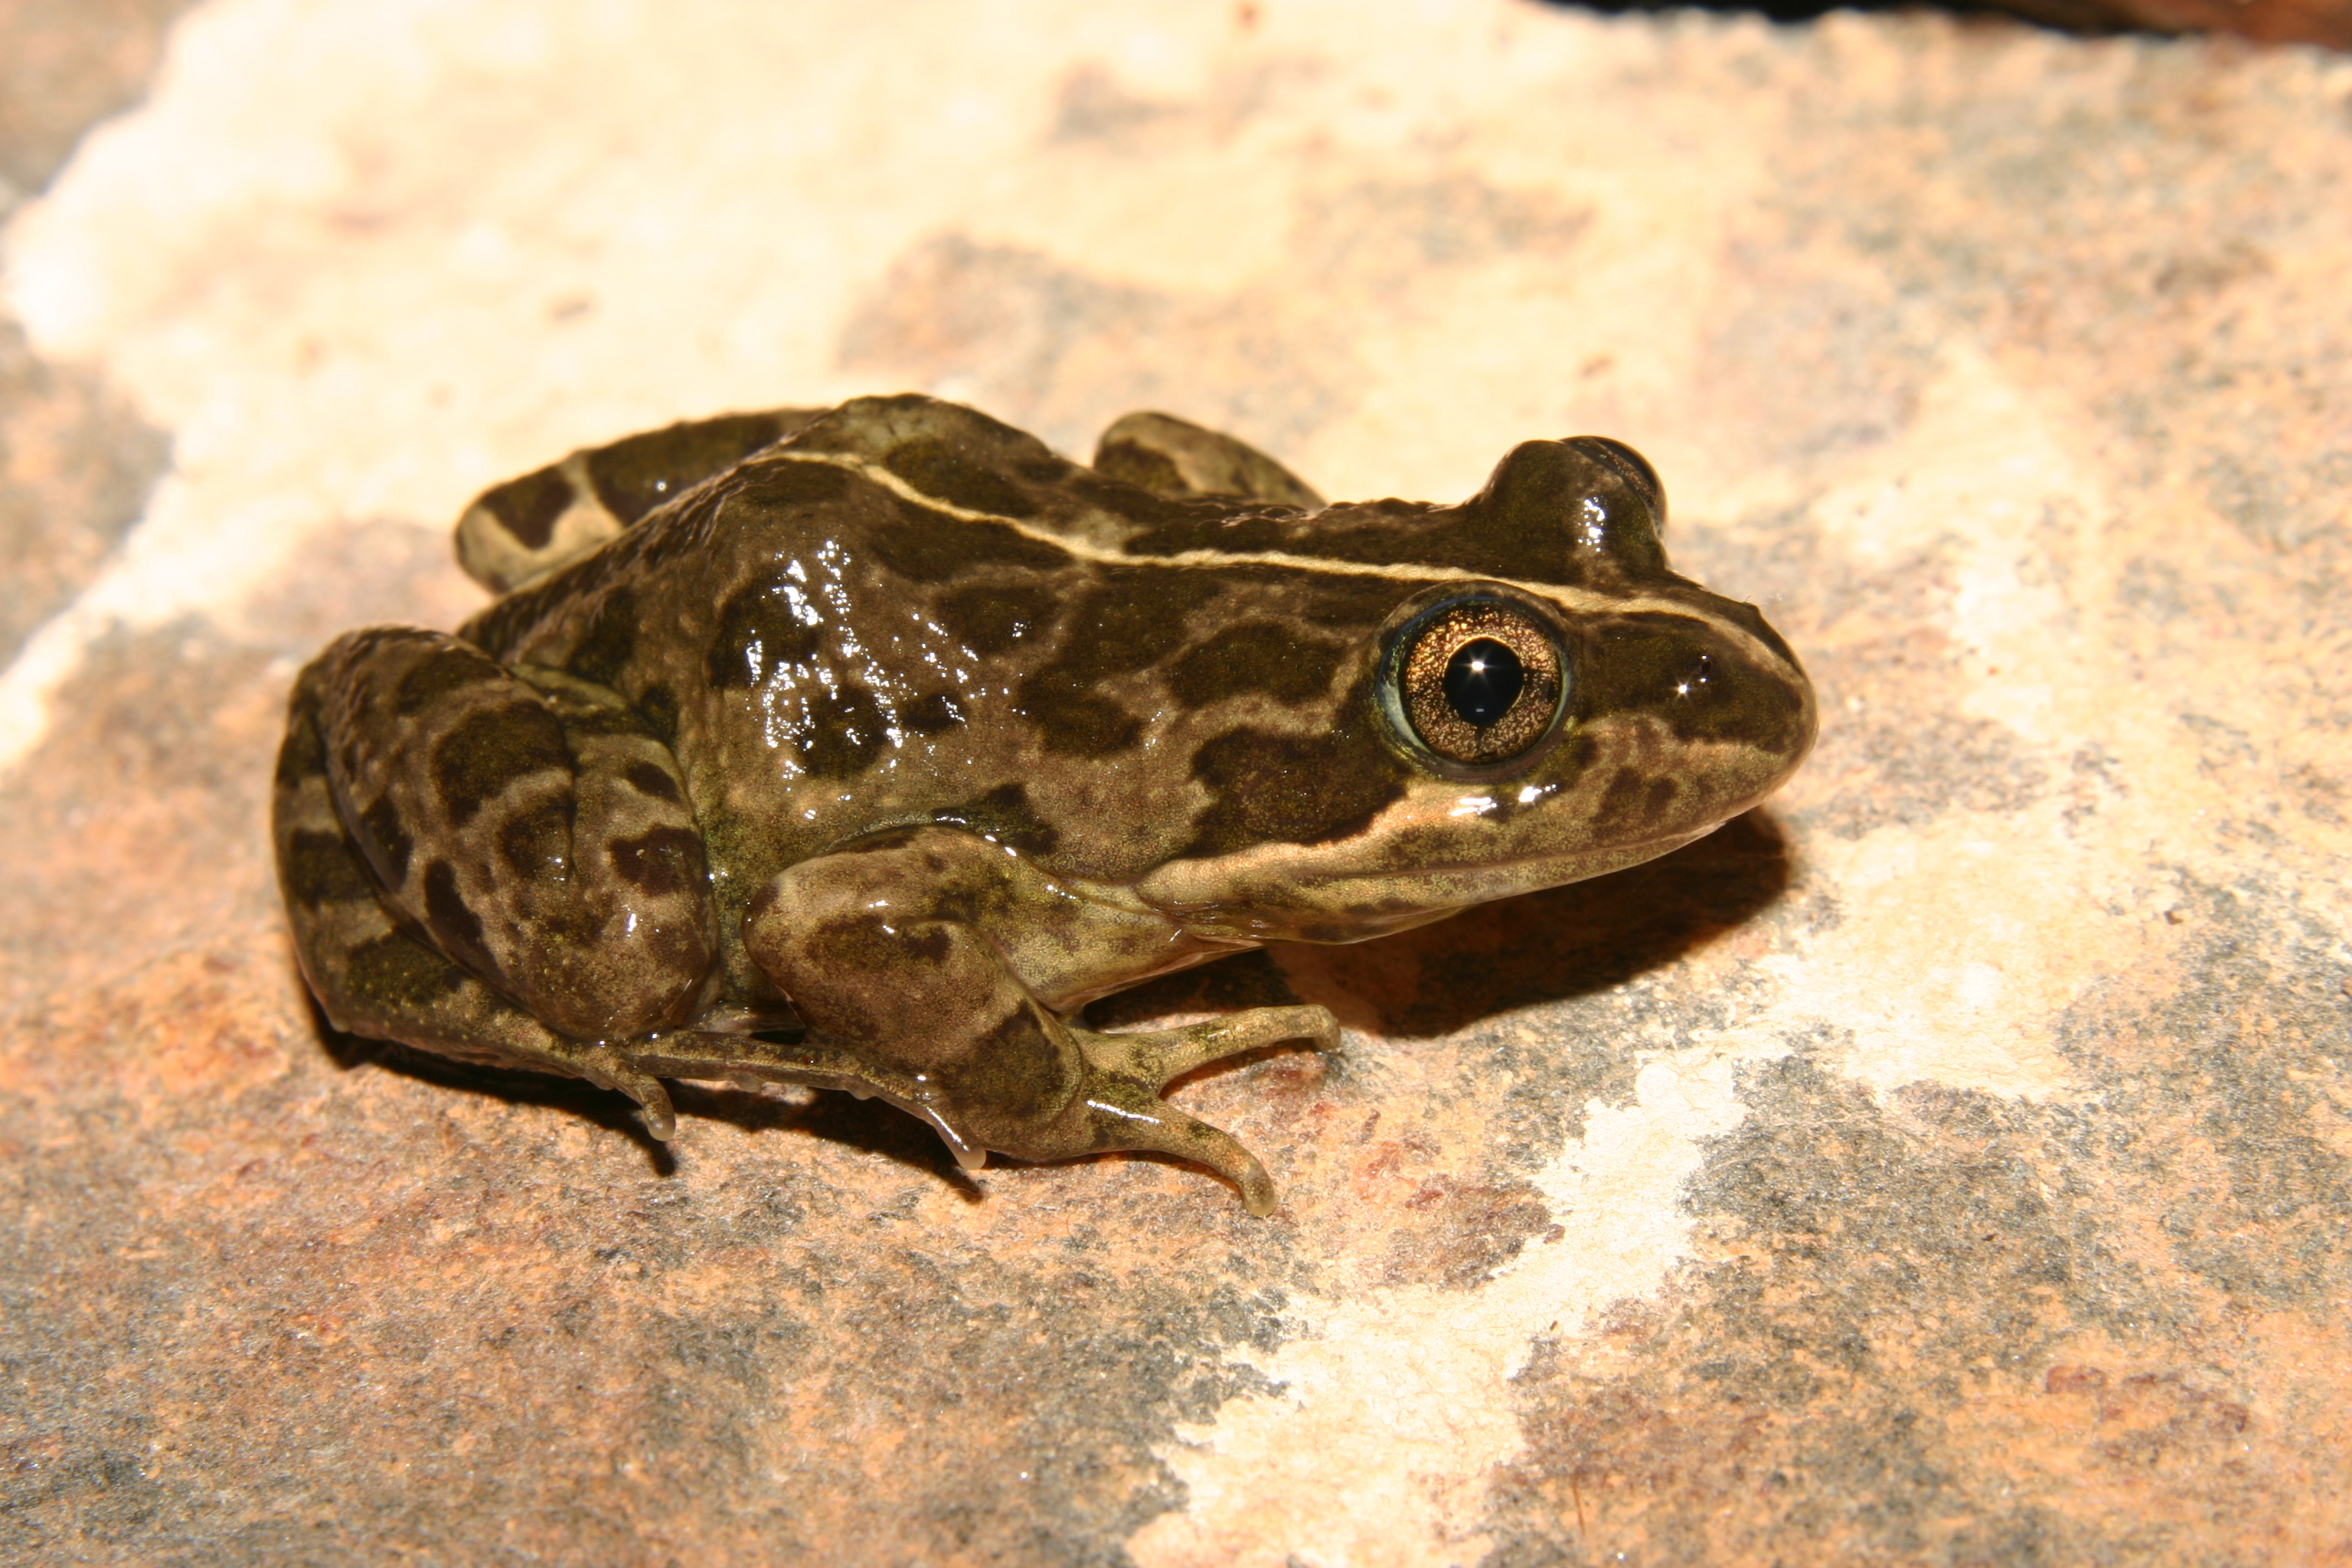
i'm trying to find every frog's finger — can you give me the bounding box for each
[1134,1111,1277,1219]
[1083,1004,1341,1089]
[576,1045,677,1140]
[1067,1023,1316,1216]
[1065,1070,1280,1218]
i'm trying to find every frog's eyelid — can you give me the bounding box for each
[769,451,1792,671]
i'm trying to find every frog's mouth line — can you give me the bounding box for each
[1140,824,1732,940]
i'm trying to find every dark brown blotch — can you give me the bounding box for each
[727,456,854,512]
[345,931,465,1008]
[935,582,1062,654]
[1119,508,1295,557]
[900,692,965,733]
[867,497,1073,583]
[799,685,890,779]
[609,825,707,898]
[1168,621,1348,708]
[356,794,415,884]
[1007,569,1223,755]
[622,760,682,804]
[394,645,500,716]
[1575,614,1809,753]
[283,828,382,908]
[1063,467,1214,529]
[1296,572,1418,630]
[938,1004,1078,1129]
[636,684,679,745]
[708,580,825,689]
[430,701,571,827]
[1014,675,1142,758]
[929,782,1060,857]
[565,586,639,688]
[544,701,656,741]
[495,797,572,880]
[586,410,792,525]
[1590,768,1681,837]
[805,911,953,975]
[884,437,1041,518]
[422,859,492,973]
[1184,710,1407,856]
[1049,570,1221,683]
[274,705,328,789]
[1090,438,1186,497]
[478,463,575,550]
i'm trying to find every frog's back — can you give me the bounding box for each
[456,396,1302,597]
[453,401,1383,897]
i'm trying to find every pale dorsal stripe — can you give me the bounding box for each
[760,450,1791,669]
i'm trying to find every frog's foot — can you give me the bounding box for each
[1049,1004,1341,1217]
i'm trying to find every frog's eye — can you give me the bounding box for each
[1393,597,1567,769]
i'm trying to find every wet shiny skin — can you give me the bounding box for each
[272,397,1815,1214]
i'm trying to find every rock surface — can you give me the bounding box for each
[2,3,2347,1564]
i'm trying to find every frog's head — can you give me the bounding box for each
[1140,436,1816,939]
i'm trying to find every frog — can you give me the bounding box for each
[272,394,1815,1215]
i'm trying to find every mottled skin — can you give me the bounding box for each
[273,395,1815,1214]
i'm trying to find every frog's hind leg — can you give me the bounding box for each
[275,623,739,1139]
[273,654,685,1133]
[1091,410,1324,509]
[456,406,830,591]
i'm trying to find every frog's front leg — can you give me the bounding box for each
[739,828,1338,1215]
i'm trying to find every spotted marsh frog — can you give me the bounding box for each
[273,397,1814,1213]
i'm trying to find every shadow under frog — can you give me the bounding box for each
[275,397,1815,1214]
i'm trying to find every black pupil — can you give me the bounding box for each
[1442,638,1524,726]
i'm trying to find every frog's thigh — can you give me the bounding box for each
[1093,410,1323,508]
[740,828,1335,1213]
[273,657,684,1131]
[456,406,828,592]
[310,627,718,1044]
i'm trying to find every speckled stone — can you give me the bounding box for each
[2,4,2347,1565]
